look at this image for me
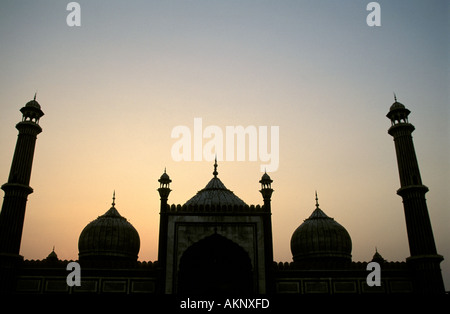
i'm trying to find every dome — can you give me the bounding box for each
[26,99,41,109]
[45,247,59,262]
[290,195,352,264]
[388,94,408,113]
[259,172,273,189]
[371,248,386,263]
[386,96,411,124]
[159,168,171,184]
[389,101,405,111]
[184,160,247,207]
[78,196,140,262]
[184,176,247,207]
[261,172,271,182]
[20,95,44,120]
[159,172,170,182]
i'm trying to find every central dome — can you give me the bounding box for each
[184,160,247,207]
[78,194,140,263]
[290,194,352,264]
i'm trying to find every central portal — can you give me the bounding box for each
[177,233,253,295]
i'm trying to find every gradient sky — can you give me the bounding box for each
[0,0,449,289]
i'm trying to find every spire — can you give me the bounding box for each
[315,191,319,209]
[372,247,385,263]
[213,156,218,177]
[112,190,116,207]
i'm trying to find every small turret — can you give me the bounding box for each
[158,168,172,204]
[259,171,273,202]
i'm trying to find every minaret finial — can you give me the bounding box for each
[213,155,218,177]
[315,190,319,208]
[112,190,116,207]
[33,92,37,101]
[393,92,397,102]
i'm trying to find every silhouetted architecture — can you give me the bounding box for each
[0,96,446,295]
[0,96,44,293]
[78,191,141,266]
[290,192,352,266]
[386,96,445,293]
[157,158,274,294]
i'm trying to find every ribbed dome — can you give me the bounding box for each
[20,96,44,121]
[290,196,352,263]
[387,94,409,115]
[184,176,247,207]
[78,199,140,262]
[184,160,247,207]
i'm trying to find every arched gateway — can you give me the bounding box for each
[178,233,253,294]
[157,160,274,293]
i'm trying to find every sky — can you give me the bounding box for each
[0,0,449,290]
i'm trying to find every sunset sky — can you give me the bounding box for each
[0,1,449,289]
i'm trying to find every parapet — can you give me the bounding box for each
[161,203,269,214]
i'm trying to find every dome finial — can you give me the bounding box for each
[315,190,319,208]
[393,92,397,102]
[213,155,218,177]
[112,190,116,207]
[34,92,37,101]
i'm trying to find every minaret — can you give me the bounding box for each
[259,171,274,207]
[259,171,274,293]
[158,168,172,207]
[387,96,444,293]
[156,168,171,293]
[0,96,44,292]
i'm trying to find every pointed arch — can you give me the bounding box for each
[177,233,253,294]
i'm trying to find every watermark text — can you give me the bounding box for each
[171,118,279,172]
[366,2,381,26]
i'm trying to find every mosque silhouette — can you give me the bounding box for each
[0,96,445,294]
